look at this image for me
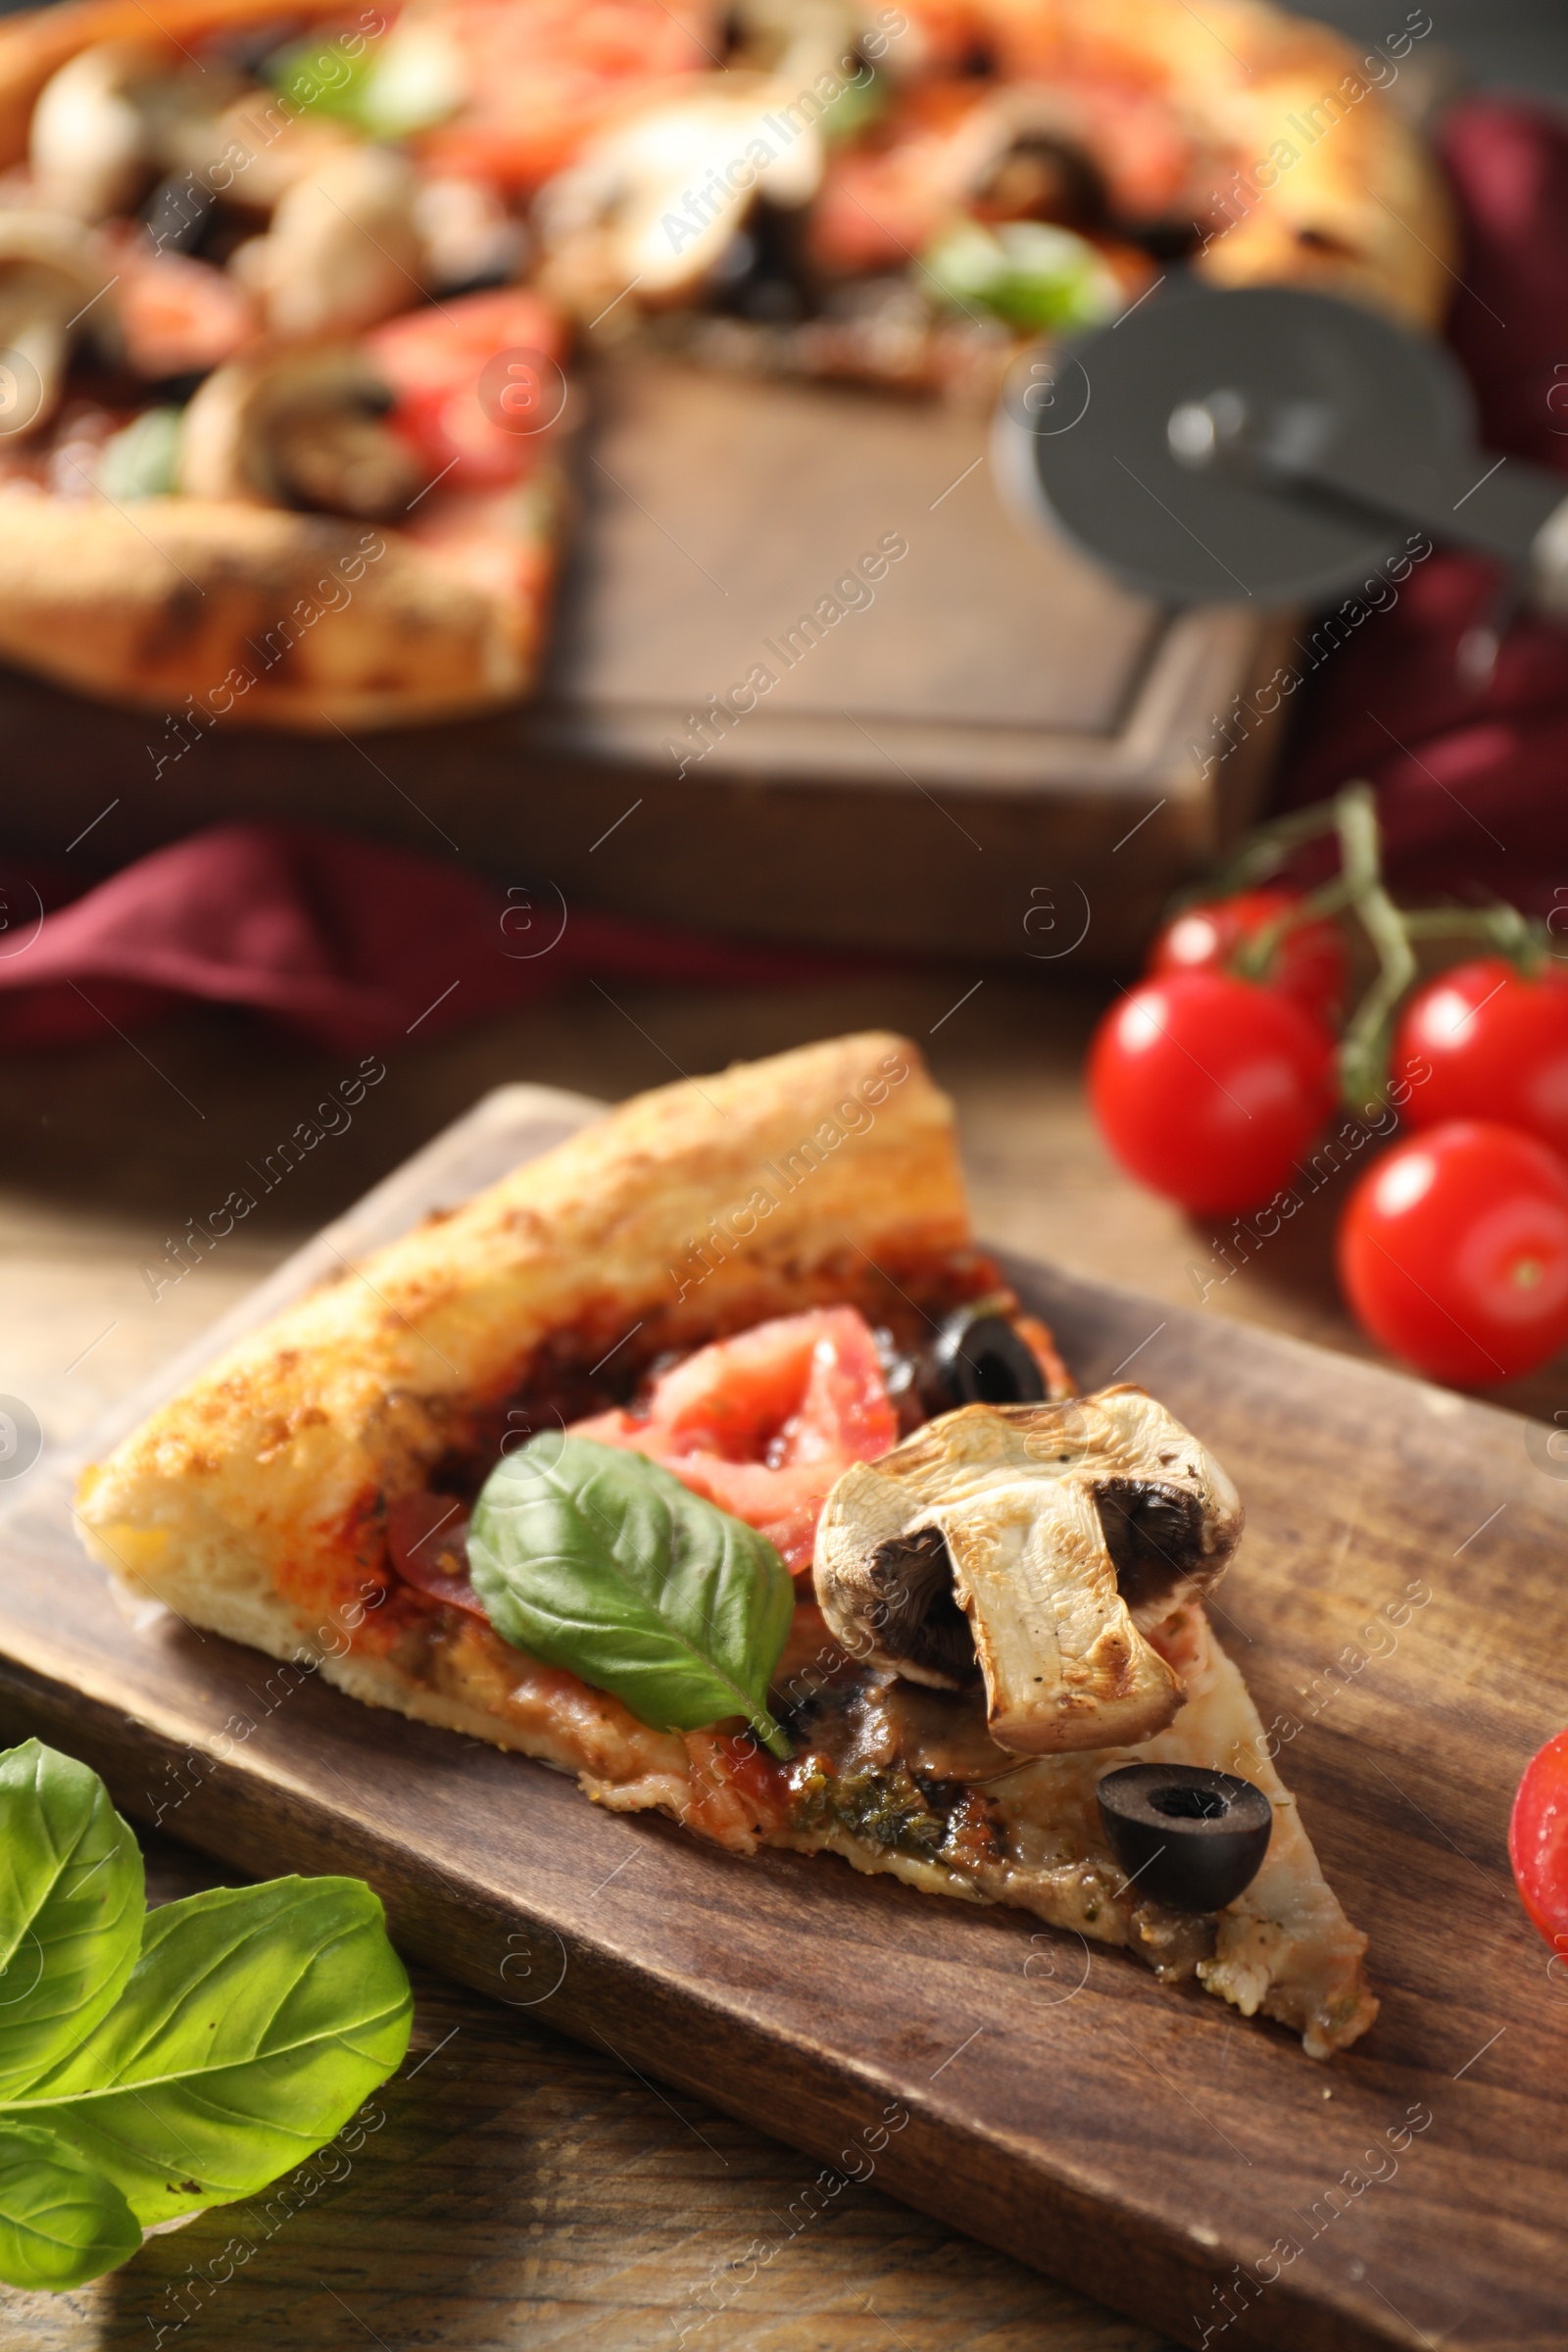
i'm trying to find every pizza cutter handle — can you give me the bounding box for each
[1269,434,1568,610]
[1525,499,1568,621]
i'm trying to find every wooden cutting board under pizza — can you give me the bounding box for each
[0,0,1450,731]
[78,1033,1378,2061]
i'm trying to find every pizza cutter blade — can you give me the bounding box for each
[992,282,1568,615]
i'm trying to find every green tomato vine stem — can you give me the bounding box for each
[1334,786,1417,1116]
[1185,783,1550,1113]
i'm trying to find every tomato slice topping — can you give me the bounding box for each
[413,0,709,189]
[105,231,256,379]
[383,1306,897,1616]
[368,287,566,395]
[569,1306,899,1571]
[366,287,567,489]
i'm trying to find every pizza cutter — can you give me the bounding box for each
[992,281,1568,621]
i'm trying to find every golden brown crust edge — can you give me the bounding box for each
[1051,0,1457,330]
[0,497,547,730]
[0,0,354,171]
[1192,27,1456,330]
[76,1033,973,1636]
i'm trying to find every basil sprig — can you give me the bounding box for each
[469,1437,795,1759]
[0,1740,412,2290]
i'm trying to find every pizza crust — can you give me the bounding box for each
[0,0,354,170]
[0,492,550,728]
[988,0,1455,329]
[1176,0,1455,326]
[76,1031,972,1644]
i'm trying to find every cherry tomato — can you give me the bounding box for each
[1509,1727,1568,1951]
[1088,972,1338,1215]
[1338,1120,1568,1384]
[1391,957,1568,1159]
[1148,887,1348,1029]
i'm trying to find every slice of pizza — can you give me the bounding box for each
[76,1032,1376,2058]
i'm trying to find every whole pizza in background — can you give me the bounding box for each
[0,0,1452,728]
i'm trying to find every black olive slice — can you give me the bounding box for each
[917,1307,1048,1417]
[1096,1763,1272,1914]
[708,196,815,323]
[973,132,1110,233]
[143,172,217,259]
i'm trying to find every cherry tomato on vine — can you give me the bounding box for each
[1088,973,1338,1215]
[1509,1728,1568,1952]
[1338,1120,1568,1385]
[1390,956,1568,1159]
[1148,887,1348,1029]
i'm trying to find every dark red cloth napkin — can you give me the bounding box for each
[1277,96,1568,910]
[0,824,847,1055]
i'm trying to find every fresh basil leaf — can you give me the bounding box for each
[469,1437,795,1759]
[0,2123,138,2291]
[924,220,1118,333]
[0,2124,138,2291]
[9,1878,412,2228]
[264,31,376,121]
[0,1741,143,2101]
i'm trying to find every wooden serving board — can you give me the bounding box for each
[0,360,1291,969]
[2,1083,1566,2352]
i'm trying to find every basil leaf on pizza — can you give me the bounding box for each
[469,1437,796,1759]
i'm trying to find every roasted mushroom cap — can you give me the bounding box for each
[179,344,427,519]
[182,96,361,217]
[231,145,426,339]
[31,40,172,220]
[0,212,117,440]
[29,40,238,222]
[814,1387,1245,1756]
[536,78,824,315]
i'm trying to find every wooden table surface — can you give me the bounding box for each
[2,965,1560,2352]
